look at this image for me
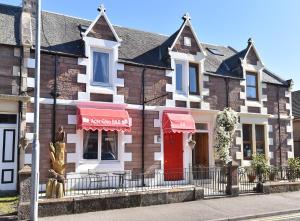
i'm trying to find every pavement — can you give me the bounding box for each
[40,192,300,221]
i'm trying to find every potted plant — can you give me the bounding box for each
[246,167,256,183]
[251,154,269,183]
[287,158,300,182]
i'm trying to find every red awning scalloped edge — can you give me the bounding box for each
[77,106,131,132]
[163,112,196,133]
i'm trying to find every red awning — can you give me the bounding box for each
[77,107,131,132]
[163,112,196,133]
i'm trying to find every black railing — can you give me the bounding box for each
[238,167,258,193]
[192,166,227,196]
[39,167,228,198]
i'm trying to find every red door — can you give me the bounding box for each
[164,133,183,181]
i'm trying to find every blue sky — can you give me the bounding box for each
[3,0,300,90]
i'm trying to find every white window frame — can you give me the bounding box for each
[82,130,120,162]
[90,48,112,87]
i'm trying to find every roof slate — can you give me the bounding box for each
[0,3,289,85]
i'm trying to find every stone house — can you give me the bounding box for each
[0,0,294,191]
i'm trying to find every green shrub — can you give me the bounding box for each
[287,157,300,181]
[251,154,269,182]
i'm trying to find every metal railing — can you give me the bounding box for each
[238,167,258,193]
[39,167,228,198]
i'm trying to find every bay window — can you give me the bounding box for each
[189,63,199,95]
[246,72,258,100]
[83,130,118,161]
[93,51,109,84]
[242,124,265,160]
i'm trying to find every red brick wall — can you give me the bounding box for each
[125,109,161,174]
[26,103,76,181]
[87,16,116,41]
[0,45,20,95]
[117,65,170,106]
[28,53,86,100]
[263,84,290,116]
[268,118,291,166]
[172,26,201,55]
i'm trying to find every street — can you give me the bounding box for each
[41,192,300,221]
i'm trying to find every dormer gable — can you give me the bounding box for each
[83,4,121,42]
[243,38,263,66]
[169,13,206,56]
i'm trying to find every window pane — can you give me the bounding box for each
[247,87,257,99]
[93,52,109,83]
[0,114,17,124]
[176,63,183,91]
[243,124,252,160]
[189,65,198,94]
[256,143,265,155]
[242,124,251,141]
[255,125,264,141]
[256,125,265,154]
[83,130,98,159]
[101,131,118,160]
[246,74,256,86]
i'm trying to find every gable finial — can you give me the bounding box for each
[182,12,191,21]
[97,4,106,13]
[248,37,253,45]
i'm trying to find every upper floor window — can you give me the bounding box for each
[175,63,183,91]
[93,51,109,84]
[184,37,191,47]
[246,72,258,101]
[189,63,199,95]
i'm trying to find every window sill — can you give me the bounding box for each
[89,84,114,94]
[79,159,121,165]
[245,100,262,107]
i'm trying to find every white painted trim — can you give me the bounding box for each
[68,115,77,125]
[25,153,32,164]
[26,113,34,123]
[154,152,162,161]
[27,77,35,88]
[24,58,35,69]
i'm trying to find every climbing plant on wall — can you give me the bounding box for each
[214,107,239,165]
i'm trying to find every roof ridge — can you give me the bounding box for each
[42,10,93,22]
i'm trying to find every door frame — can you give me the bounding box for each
[0,113,19,191]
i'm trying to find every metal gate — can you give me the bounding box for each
[238,167,258,194]
[193,166,227,197]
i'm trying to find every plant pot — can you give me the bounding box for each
[269,173,276,181]
[247,174,256,183]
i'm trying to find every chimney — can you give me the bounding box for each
[20,0,35,46]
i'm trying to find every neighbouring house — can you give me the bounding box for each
[0,0,294,192]
[292,90,300,157]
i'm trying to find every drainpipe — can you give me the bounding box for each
[50,54,59,143]
[141,67,146,186]
[225,77,230,108]
[277,85,282,167]
[17,48,24,193]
